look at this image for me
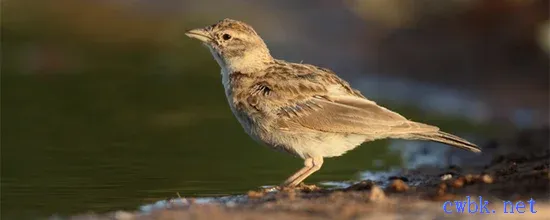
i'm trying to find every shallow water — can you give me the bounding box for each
[1,72,404,219]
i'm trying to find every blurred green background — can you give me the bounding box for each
[1,0,548,219]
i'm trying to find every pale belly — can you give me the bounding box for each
[265,129,367,159]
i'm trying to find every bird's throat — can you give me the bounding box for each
[209,45,272,74]
[224,52,272,74]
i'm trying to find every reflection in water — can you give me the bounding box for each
[389,140,452,169]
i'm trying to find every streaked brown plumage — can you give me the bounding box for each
[186,18,481,187]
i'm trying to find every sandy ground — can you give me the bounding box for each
[69,127,549,220]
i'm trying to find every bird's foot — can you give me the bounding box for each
[247,186,280,199]
[278,182,321,192]
[295,182,322,192]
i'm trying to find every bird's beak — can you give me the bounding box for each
[185,28,212,43]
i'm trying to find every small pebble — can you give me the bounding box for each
[464,174,475,183]
[368,185,386,201]
[441,174,453,181]
[481,174,494,184]
[389,179,409,192]
[451,178,464,188]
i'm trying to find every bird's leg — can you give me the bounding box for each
[287,156,323,187]
[283,156,324,187]
[281,158,313,187]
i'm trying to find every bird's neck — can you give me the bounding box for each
[216,48,273,74]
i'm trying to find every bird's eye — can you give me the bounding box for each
[222,34,232,40]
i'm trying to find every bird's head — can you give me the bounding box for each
[185,18,273,73]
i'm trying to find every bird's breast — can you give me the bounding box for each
[220,70,257,134]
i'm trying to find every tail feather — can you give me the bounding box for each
[414,131,481,153]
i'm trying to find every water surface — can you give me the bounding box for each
[1,71,399,219]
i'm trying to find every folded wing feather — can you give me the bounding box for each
[278,95,439,135]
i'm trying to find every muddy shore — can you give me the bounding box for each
[70,127,549,220]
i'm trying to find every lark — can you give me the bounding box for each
[185,19,481,187]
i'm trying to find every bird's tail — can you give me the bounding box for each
[413,131,481,153]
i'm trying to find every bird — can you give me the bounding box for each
[185,18,481,188]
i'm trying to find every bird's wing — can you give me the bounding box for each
[279,95,439,135]
[247,64,439,135]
